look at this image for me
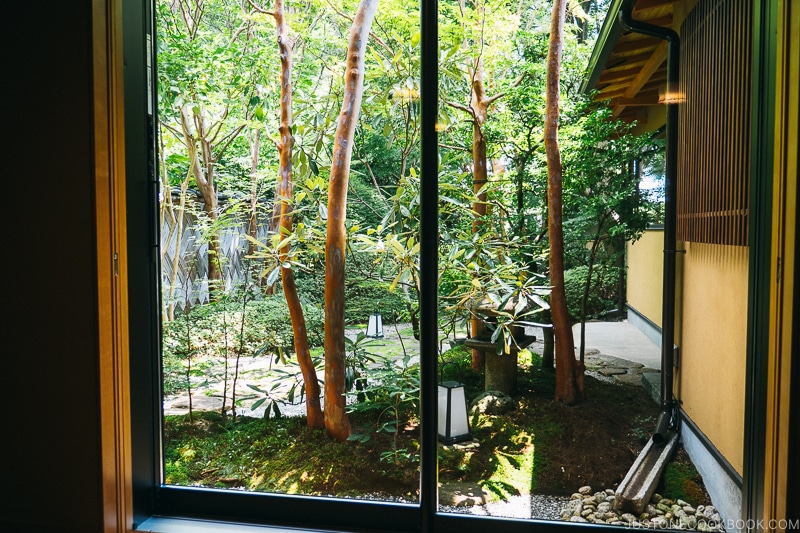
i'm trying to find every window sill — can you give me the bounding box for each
[136,516,336,533]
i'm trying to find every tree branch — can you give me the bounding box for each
[445,100,476,118]
[325,0,394,58]
[245,0,274,15]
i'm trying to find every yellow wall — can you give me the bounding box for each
[626,229,664,327]
[676,242,748,474]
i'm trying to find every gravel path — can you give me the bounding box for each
[441,494,572,520]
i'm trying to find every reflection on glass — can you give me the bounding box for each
[158,0,422,503]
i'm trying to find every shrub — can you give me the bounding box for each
[563,265,623,321]
[345,278,409,325]
[162,296,325,395]
[293,251,409,325]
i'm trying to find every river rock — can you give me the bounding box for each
[681,514,698,529]
[560,486,715,530]
[470,391,514,415]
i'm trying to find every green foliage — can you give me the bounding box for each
[563,266,623,322]
[345,278,408,325]
[347,178,389,228]
[162,297,324,396]
[346,354,420,466]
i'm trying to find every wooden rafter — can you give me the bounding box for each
[598,65,643,83]
[632,0,680,16]
[625,41,668,98]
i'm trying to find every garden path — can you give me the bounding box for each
[163,321,660,417]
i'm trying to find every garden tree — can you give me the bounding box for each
[545,0,584,404]
[440,0,523,370]
[492,13,602,368]
[159,0,268,288]
[247,0,327,428]
[559,102,652,361]
[324,0,380,441]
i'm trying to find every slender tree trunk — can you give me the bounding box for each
[324,0,379,441]
[542,307,555,370]
[545,0,583,404]
[247,128,261,256]
[467,61,494,371]
[273,0,324,429]
[580,234,602,361]
[470,110,488,370]
[181,106,224,286]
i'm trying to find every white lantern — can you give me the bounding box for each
[366,312,383,338]
[437,380,472,444]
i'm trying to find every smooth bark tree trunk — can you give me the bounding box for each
[181,106,224,286]
[272,0,325,429]
[323,0,379,441]
[456,60,504,371]
[545,0,583,404]
[247,128,261,257]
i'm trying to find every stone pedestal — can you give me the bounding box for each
[484,349,518,395]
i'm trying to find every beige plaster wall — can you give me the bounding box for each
[626,229,664,327]
[676,242,748,474]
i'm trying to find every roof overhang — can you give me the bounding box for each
[581,0,681,123]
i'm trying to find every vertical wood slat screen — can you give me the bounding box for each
[676,0,752,246]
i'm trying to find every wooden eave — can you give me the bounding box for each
[582,0,679,123]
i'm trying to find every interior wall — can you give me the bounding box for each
[677,242,749,474]
[4,2,105,532]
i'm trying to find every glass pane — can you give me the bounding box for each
[434,0,718,527]
[157,0,421,504]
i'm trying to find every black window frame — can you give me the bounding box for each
[123,0,778,531]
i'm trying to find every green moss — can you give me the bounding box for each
[661,462,706,504]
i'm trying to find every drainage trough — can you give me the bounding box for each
[614,431,679,514]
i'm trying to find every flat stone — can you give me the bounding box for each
[578,485,593,495]
[615,372,647,386]
[599,367,628,376]
[438,482,486,507]
[642,371,661,404]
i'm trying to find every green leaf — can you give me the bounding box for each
[250,397,267,410]
[266,266,281,286]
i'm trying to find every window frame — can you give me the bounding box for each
[122,0,778,531]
